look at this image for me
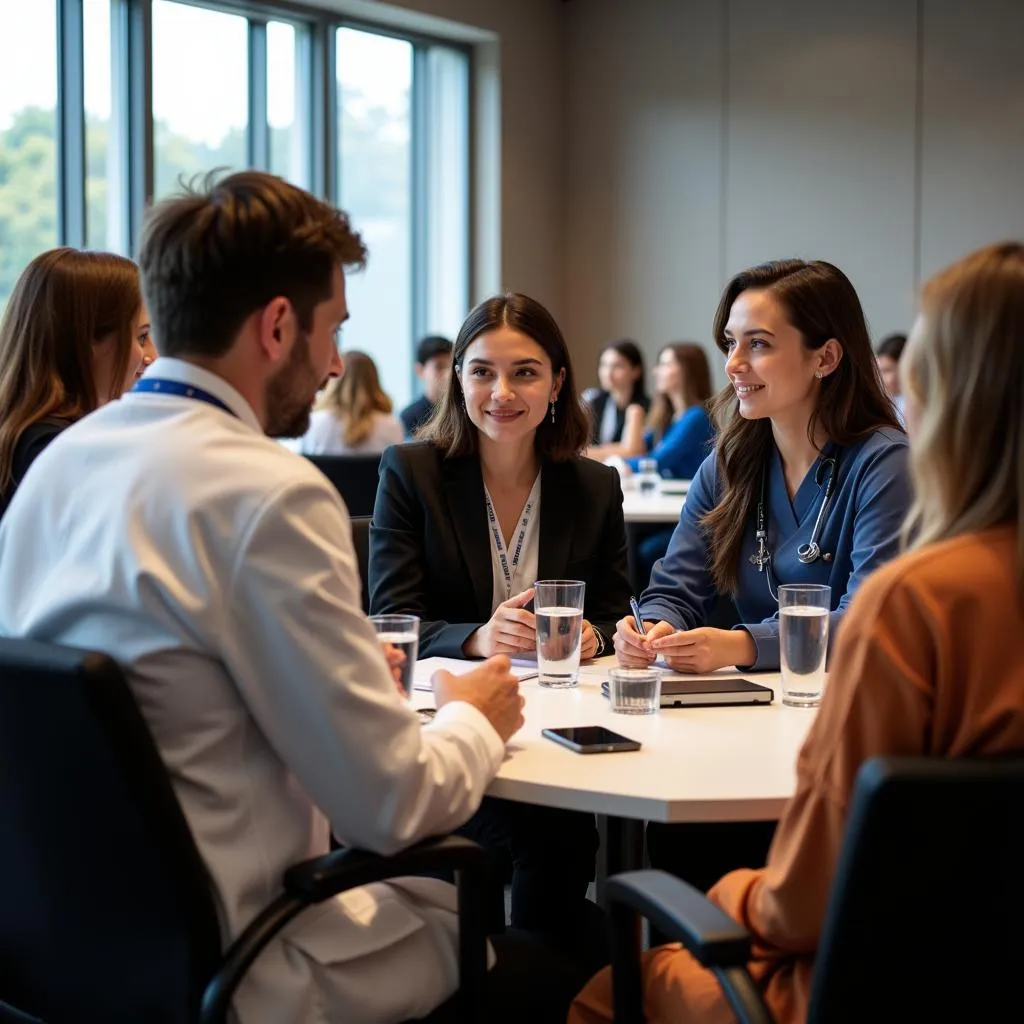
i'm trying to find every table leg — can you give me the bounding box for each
[595,814,646,906]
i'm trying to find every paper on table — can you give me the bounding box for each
[412,656,539,692]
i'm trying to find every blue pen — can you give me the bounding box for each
[629,596,647,637]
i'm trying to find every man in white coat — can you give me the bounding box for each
[0,172,571,1023]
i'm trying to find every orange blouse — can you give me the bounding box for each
[571,525,1024,1024]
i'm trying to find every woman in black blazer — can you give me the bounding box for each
[370,292,631,964]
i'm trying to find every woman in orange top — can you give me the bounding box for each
[569,241,1024,1024]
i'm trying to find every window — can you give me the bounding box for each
[336,27,413,409]
[268,20,309,188]
[0,1,471,370]
[422,46,470,343]
[0,0,58,314]
[152,1,249,198]
[84,0,126,252]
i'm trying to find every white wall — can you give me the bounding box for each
[564,0,1024,387]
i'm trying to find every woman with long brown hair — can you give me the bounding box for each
[612,258,912,896]
[616,259,909,676]
[0,248,150,519]
[571,240,1024,1024]
[296,349,403,454]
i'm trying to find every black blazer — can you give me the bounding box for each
[370,441,632,658]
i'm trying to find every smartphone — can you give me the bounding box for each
[542,726,641,754]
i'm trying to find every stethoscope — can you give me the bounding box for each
[750,448,840,597]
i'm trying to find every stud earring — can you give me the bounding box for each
[815,371,823,380]
[550,400,556,423]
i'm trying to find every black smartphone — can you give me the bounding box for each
[541,726,641,754]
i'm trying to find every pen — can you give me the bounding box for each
[629,596,647,637]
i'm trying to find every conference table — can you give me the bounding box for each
[621,482,688,524]
[413,654,817,894]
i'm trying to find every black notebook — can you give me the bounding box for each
[601,676,774,708]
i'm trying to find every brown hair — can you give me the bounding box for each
[701,259,901,594]
[902,242,1024,577]
[137,170,367,358]
[419,292,591,461]
[0,247,141,495]
[647,342,714,439]
[318,350,392,447]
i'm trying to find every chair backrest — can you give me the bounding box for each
[0,637,222,1023]
[350,516,372,614]
[305,453,383,517]
[810,755,1024,1023]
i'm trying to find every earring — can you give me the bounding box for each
[550,400,556,424]
[815,371,823,380]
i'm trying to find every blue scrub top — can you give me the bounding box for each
[626,405,714,480]
[639,427,911,670]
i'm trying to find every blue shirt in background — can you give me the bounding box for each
[639,427,911,670]
[626,405,714,479]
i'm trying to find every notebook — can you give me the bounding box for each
[601,675,774,708]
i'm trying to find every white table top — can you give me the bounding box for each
[414,655,817,825]
[621,485,687,524]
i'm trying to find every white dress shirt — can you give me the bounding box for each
[484,476,541,615]
[0,358,505,1024]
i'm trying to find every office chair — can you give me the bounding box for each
[0,637,490,1023]
[606,755,1024,1023]
[305,453,382,517]
[350,515,372,614]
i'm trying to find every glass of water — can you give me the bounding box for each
[636,457,661,497]
[778,584,830,707]
[534,580,586,687]
[369,614,420,696]
[608,667,662,715]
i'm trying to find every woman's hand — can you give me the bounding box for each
[613,616,674,666]
[463,588,536,658]
[650,627,756,673]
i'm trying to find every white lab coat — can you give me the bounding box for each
[0,358,504,1024]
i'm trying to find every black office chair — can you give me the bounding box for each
[0,637,491,1023]
[606,755,1024,1023]
[350,515,372,614]
[305,453,382,517]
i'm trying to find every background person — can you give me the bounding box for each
[400,334,453,437]
[582,339,649,459]
[296,349,403,455]
[875,331,907,425]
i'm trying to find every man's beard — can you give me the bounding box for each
[265,331,325,438]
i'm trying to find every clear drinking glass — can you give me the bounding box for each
[778,584,830,707]
[636,457,661,496]
[369,614,420,696]
[534,580,586,687]
[608,667,662,715]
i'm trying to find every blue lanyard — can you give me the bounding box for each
[133,379,237,418]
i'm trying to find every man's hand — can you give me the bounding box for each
[433,655,525,743]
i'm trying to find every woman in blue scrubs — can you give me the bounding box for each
[615,258,911,893]
[615,258,910,676]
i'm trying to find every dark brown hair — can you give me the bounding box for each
[137,170,367,358]
[701,259,901,593]
[419,292,591,461]
[647,342,714,439]
[318,350,392,447]
[0,248,141,494]
[601,339,648,404]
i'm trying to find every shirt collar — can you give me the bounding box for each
[135,357,263,434]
